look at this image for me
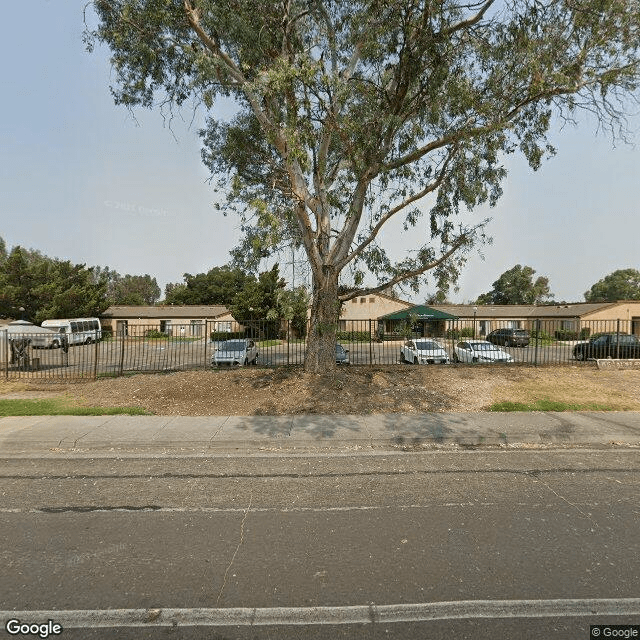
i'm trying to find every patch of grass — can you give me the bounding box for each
[489,398,615,412]
[0,398,151,416]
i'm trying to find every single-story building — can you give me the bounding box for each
[101,305,237,337]
[428,301,640,338]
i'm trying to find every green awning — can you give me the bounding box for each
[379,305,458,321]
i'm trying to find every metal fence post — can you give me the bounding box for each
[533,319,540,367]
[93,331,99,379]
[287,320,290,366]
[616,319,621,359]
[369,319,373,367]
[3,330,8,380]
[118,329,125,377]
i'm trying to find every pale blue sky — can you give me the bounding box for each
[1,2,638,304]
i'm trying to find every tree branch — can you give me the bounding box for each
[438,0,496,37]
[340,146,457,270]
[339,234,471,302]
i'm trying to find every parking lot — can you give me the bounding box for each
[1,336,588,381]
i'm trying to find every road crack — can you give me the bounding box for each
[529,474,595,523]
[216,491,253,605]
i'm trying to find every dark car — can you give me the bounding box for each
[336,343,350,364]
[486,328,530,347]
[573,333,640,360]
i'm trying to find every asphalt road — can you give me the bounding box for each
[1,448,639,639]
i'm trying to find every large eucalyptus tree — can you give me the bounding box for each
[87,0,640,371]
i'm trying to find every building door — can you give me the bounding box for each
[632,317,640,336]
[116,320,128,337]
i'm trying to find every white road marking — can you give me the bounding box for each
[2,599,640,628]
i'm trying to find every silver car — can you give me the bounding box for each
[212,339,259,366]
[401,339,449,364]
[453,340,513,363]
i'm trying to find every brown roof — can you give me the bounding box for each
[102,305,230,319]
[429,302,616,319]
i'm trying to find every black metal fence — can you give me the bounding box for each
[2,318,639,380]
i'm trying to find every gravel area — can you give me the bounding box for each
[1,365,639,415]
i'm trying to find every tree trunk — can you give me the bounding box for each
[304,268,340,373]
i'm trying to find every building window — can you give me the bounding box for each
[561,320,575,330]
[352,299,358,304]
[369,297,375,303]
[360,297,366,303]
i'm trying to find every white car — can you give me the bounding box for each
[453,340,513,364]
[212,339,258,366]
[400,339,450,364]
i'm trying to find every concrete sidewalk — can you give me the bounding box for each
[1,412,639,456]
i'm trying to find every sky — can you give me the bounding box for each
[1,2,639,305]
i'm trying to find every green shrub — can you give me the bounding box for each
[336,330,370,342]
[529,329,554,341]
[210,330,245,342]
[554,329,580,340]
[145,329,167,339]
[446,327,474,339]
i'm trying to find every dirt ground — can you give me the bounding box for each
[1,364,640,415]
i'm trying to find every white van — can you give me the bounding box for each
[41,318,102,347]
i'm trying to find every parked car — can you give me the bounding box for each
[400,339,449,364]
[487,328,530,347]
[336,343,350,364]
[453,340,514,363]
[212,339,258,366]
[573,333,640,360]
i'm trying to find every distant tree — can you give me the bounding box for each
[584,269,640,302]
[164,266,255,305]
[0,236,7,264]
[230,264,286,322]
[31,260,108,323]
[477,265,552,305]
[109,274,161,305]
[276,286,310,338]
[0,245,107,322]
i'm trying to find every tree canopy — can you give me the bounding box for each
[96,267,162,306]
[584,268,640,302]
[476,264,552,305]
[0,243,108,323]
[164,265,256,305]
[88,0,640,370]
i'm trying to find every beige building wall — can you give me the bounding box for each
[109,313,241,338]
[339,294,412,332]
[582,302,640,335]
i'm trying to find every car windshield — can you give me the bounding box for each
[415,341,439,350]
[470,342,497,351]
[218,341,246,350]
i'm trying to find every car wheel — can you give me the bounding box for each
[85,337,92,345]
[472,356,478,363]
[453,353,459,363]
[244,358,248,366]
[51,340,60,349]
[574,350,585,361]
